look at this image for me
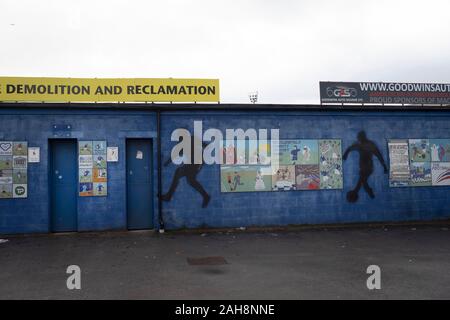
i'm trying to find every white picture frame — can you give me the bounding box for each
[28,147,40,163]
[107,147,119,162]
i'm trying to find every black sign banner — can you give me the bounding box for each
[320,81,450,105]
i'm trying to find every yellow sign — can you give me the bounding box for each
[0,77,219,102]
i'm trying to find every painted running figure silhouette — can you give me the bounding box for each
[160,137,211,208]
[343,131,388,203]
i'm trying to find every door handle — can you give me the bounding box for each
[129,170,133,175]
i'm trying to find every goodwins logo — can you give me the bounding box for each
[326,86,357,98]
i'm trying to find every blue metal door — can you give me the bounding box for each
[50,140,77,232]
[126,139,154,230]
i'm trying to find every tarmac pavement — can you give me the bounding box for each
[0,223,449,299]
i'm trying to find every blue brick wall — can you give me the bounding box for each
[0,108,157,234]
[1,106,450,234]
[160,110,450,229]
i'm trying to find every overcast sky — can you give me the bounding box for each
[1,0,449,104]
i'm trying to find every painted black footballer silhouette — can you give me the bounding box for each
[343,131,388,203]
[160,137,211,208]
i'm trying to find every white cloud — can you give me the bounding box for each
[1,0,449,104]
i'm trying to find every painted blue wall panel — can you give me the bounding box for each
[1,107,450,234]
[159,111,450,230]
[0,108,157,234]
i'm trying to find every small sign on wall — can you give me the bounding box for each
[0,142,13,155]
[28,147,40,163]
[107,147,119,162]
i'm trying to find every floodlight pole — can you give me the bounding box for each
[249,91,258,104]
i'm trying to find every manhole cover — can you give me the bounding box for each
[187,256,228,265]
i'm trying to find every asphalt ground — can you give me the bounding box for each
[0,223,449,299]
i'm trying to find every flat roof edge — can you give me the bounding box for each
[1,101,450,111]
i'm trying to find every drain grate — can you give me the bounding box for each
[187,256,228,266]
